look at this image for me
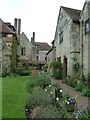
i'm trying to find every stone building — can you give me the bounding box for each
[31,32,51,69]
[0,18,16,74]
[80,0,90,75]
[50,6,81,78]
[46,0,90,77]
[18,32,32,66]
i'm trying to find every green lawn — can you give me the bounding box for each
[2,76,29,118]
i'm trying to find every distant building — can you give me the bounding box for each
[30,32,51,69]
[18,32,32,66]
[0,18,16,74]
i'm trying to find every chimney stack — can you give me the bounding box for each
[31,32,35,44]
[18,19,21,35]
[33,32,35,42]
[14,18,17,33]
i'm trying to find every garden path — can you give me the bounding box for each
[51,78,89,110]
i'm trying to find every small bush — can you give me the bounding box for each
[16,69,30,76]
[75,80,85,92]
[50,60,63,79]
[27,75,51,92]
[27,86,54,110]
[35,104,63,118]
[81,86,90,97]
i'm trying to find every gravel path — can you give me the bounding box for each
[51,78,89,110]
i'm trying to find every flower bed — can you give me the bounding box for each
[25,74,90,119]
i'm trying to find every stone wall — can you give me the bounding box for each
[80,1,90,75]
[55,7,80,77]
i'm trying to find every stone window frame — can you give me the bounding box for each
[59,31,63,44]
[85,19,90,34]
[36,56,39,61]
[21,47,26,56]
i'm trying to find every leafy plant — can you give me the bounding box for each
[50,60,63,79]
[35,104,63,118]
[27,75,51,92]
[75,80,85,92]
[81,86,90,97]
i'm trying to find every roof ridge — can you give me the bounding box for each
[61,6,81,11]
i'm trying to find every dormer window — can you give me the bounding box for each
[85,19,90,34]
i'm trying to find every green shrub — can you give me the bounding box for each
[1,71,7,77]
[50,60,63,79]
[27,86,54,110]
[27,75,51,92]
[35,104,63,118]
[75,80,85,92]
[16,69,30,76]
[81,86,90,97]
[66,78,78,88]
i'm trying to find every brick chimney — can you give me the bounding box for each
[17,19,21,35]
[14,18,17,33]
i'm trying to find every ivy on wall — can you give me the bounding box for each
[11,35,18,73]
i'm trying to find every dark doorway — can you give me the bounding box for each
[63,57,67,78]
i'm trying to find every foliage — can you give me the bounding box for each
[16,69,30,76]
[42,63,48,72]
[27,75,51,92]
[73,107,90,119]
[75,80,85,92]
[11,35,18,73]
[16,64,31,76]
[35,104,63,118]
[81,86,90,97]
[27,86,54,110]
[67,78,78,88]
[50,60,63,79]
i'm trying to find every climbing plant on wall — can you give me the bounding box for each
[11,35,18,73]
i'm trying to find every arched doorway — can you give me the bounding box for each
[63,57,67,78]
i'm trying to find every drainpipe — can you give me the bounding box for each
[81,20,84,77]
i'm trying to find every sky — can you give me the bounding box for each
[0,0,85,45]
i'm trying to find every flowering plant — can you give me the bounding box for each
[64,95,76,112]
[65,97,76,105]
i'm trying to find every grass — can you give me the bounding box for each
[0,77,2,119]
[2,75,30,118]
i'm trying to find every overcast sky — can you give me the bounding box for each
[0,0,85,45]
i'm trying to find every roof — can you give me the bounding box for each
[61,6,81,22]
[0,19,14,34]
[46,48,53,55]
[34,42,51,51]
[5,22,16,32]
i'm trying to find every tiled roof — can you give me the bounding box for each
[62,6,81,22]
[0,19,14,34]
[34,42,51,51]
[5,22,16,32]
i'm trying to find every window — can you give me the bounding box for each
[59,31,63,44]
[21,47,25,56]
[85,19,90,34]
[36,56,39,61]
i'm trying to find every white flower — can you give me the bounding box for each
[67,101,69,104]
[56,97,59,101]
[45,89,47,91]
[60,89,62,92]
[49,85,51,87]
[51,91,53,94]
